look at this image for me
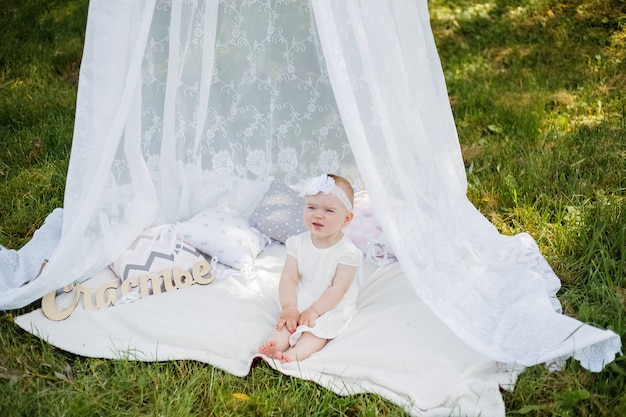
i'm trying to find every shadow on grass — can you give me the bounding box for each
[431,0,626,146]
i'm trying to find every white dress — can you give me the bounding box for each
[285,231,363,346]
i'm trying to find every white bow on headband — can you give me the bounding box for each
[304,174,353,211]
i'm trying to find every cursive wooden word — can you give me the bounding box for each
[42,260,216,321]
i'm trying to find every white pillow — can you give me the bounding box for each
[174,209,270,270]
[110,224,206,281]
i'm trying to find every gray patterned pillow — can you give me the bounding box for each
[249,180,306,244]
[110,224,206,281]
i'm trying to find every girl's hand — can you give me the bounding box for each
[277,306,299,333]
[298,307,320,327]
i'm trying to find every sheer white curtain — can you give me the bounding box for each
[0,0,358,307]
[311,0,620,370]
[0,0,158,308]
[0,0,620,371]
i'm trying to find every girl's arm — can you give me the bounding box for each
[277,255,300,332]
[299,263,357,327]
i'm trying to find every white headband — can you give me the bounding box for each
[304,174,353,211]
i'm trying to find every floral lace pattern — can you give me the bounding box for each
[138,0,357,188]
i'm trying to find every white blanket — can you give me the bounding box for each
[16,243,520,417]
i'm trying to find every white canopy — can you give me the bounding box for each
[1,0,620,379]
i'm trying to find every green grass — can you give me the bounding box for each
[1,0,625,416]
[0,0,80,248]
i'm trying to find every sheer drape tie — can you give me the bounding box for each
[364,239,397,267]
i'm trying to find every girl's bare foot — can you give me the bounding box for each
[279,352,294,364]
[259,342,296,364]
[259,340,282,358]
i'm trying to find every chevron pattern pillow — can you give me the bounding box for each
[110,224,206,281]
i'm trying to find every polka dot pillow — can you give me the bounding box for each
[249,180,306,244]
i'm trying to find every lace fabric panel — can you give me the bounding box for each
[140,0,360,223]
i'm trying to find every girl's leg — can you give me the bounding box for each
[282,332,327,363]
[258,327,291,358]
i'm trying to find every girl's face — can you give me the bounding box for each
[303,193,353,245]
